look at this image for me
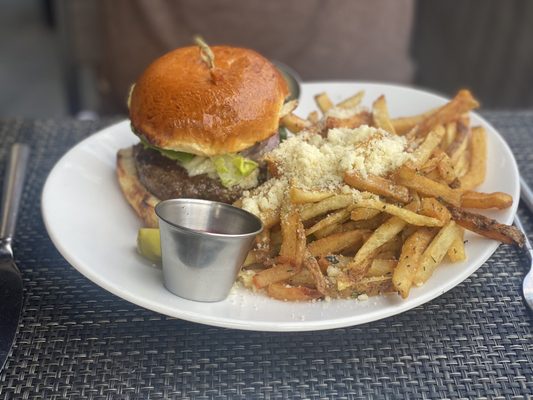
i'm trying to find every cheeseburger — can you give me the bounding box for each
[117,43,289,227]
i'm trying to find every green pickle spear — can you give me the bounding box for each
[137,228,161,263]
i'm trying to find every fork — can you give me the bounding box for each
[518,176,533,310]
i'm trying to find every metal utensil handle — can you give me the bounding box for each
[520,176,533,214]
[0,144,30,240]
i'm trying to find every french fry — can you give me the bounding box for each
[318,253,350,268]
[393,228,435,298]
[349,198,419,259]
[395,166,462,206]
[279,206,306,267]
[239,89,519,302]
[270,228,282,247]
[350,208,381,221]
[344,170,410,203]
[447,117,469,164]
[329,235,366,257]
[372,95,396,134]
[313,220,361,239]
[415,90,479,136]
[260,209,281,229]
[449,179,461,189]
[267,283,322,301]
[303,251,329,295]
[419,155,442,175]
[280,113,309,133]
[307,111,320,124]
[243,229,272,266]
[314,92,334,113]
[459,126,487,190]
[279,99,299,118]
[345,221,371,233]
[306,207,352,236]
[408,191,421,210]
[409,126,445,168]
[419,197,451,224]
[459,113,470,126]
[443,122,457,149]
[400,225,418,242]
[300,194,354,221]
[375,235,403,258]
[446,226,466,262]
[406,127,420,143]
[447,206,524,246]
[424,169,442,182]
[324,111,372,131]
[312,222,342,239]
[351,214,389,230]
[367,259,397,277]
[341,204,418,288]
[337,276,394,298]
[413,221,461,286]
[337,90,365,109]
[460,191,513,209]
[289,187,335,204]
[352,198,443,227]
[435,150,457,184]
[453,148,470,178]
[307,229,368,257]
[243,250,262,267]
[253,264,301,289]
[287,269,315,287]
[350,215,409,271]
[390,107,437,135]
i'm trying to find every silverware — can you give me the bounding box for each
[155,199,262,302]
[514,214,533,309]
[0,144,30,371]
[519,176,533,310]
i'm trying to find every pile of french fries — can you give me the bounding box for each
[239,89,524,301]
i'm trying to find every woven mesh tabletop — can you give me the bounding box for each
[0,113,533,399]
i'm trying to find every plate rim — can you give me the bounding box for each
[41,81,520,332]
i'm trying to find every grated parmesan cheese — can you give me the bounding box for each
[327,265,342,277]
[240,125,412,220]
[237,269,256,289]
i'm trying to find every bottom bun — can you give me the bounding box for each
[117,147,160,227]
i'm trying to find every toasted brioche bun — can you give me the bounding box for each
[129,46,289,157]
[117,147,159,227]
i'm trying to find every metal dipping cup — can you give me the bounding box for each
[155,199,263,302]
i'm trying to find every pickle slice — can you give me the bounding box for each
[137,228,161,263]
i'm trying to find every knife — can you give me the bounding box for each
[0,144,30,372]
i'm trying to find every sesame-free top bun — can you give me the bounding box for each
[129,46,289,157]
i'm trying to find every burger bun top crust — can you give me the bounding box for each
[129,46,289,157]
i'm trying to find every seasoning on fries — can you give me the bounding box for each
[234,88,524,302]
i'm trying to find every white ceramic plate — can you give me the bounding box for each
[42,82,519,332]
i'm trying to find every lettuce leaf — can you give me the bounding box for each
[279,126,288,141]
[136,132,257,188]
[212,154,258,188]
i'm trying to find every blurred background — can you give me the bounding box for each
[2,0,533,119]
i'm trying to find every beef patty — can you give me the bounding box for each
[133,144,264,204]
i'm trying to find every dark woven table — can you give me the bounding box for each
[0,113,533,399]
